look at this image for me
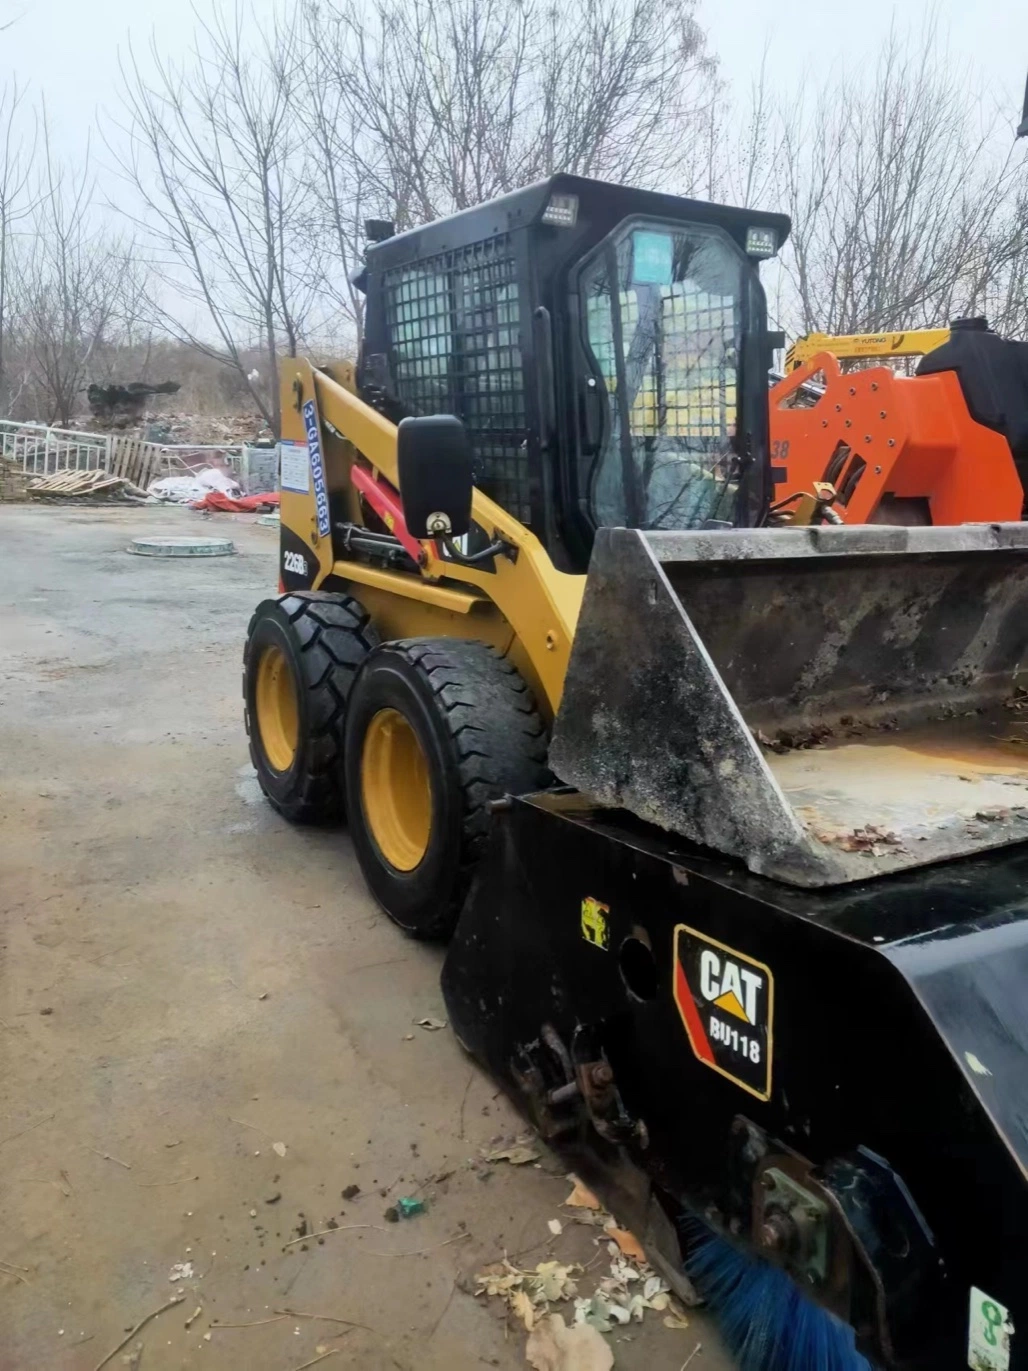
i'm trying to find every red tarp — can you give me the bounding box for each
[189,491,280,512]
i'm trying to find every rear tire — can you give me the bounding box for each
[244,592,379,822]
[344,639,550,938]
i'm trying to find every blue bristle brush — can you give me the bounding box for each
[682,1217,876,1371]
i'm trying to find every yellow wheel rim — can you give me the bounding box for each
[255,643,299,773]
[361,708,432,871]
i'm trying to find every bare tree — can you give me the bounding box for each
[0,79,36,407]
[14,125,134,426]
[115,8,327,433]
[294,24,373,343]
[777,25,1022,338]
[303,0,720,231]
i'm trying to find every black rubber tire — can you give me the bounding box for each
[344,638,550,939]
[243,592,379,823]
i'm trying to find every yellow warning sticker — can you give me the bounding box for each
[581,897,610,950]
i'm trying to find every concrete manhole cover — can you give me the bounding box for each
[127,536,236,558]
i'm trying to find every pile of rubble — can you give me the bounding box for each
[143,412,271,446]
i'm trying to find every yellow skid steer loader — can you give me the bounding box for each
[243,176,1028,1370]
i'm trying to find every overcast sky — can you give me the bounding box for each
[704,0,1027,123]
[1,0,1026,167]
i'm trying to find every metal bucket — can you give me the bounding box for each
[551,523,1028,886]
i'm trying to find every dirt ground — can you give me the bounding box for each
[0,505,732,1371]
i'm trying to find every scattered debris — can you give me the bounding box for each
[548,1218,563,1236]
[119,1341,143,1369]
[414,1016,447,1031]
[484,1140,542,1166]
[563,1177,602,1211]
[0,1112,54,1150]
[274,1307,370,1329]
[828,824,904,855]
[396,1196,425,1219]
[29,470,150,503]
[184,1306,203,1329]
[575,1263,671,1331]
[265,1192,282,1205]
[168,1262,194,1282]
[476,1259,581,1329]
[91,1294,184,1371]
[604,1226,646,1263]
[191,489,278,513]
[88,1147,131,1170]
[754,722,834,754]
[525,1313,613,1371]
[273,1141,287,1158]
[663,1309,691,1331]
[39,1006,53,1016]
[229,1116,267,1136]
[210,1315,287,1330]
[286,1349,340,1371]
[341,1184,360,1200]
[148,466,242,505]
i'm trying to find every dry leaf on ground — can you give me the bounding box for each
[603,1225,646,1262]
[476,1262,524,1298]
[485,1142,541,1165]
[512,1289,536,1330]
[525,1313,614,1371]
[563,1176,602,1210]
[529,1261,578,1303]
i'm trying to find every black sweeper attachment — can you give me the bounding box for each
[443,523,1028,1369]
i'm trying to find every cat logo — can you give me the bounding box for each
[673,926,774,1101]
[699,949,763,1025]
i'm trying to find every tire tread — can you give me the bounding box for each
[243,592,379,822]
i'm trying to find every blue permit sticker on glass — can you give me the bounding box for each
[632,230,674,285]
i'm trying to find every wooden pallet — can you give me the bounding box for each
[28,468,148,499]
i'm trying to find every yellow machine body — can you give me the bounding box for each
[278,358,583,718]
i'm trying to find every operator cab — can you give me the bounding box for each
[357,176,790,573]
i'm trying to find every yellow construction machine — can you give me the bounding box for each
[784,327,952,372]
[244,176,1028,1370]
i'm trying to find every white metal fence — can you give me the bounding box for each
[0,422,237,491]
[0,420,110,477]
[0,421,276,499]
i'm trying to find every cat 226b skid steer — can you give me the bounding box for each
[244,176,1028,1370]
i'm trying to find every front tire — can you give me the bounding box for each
[344,639,550,938]
[244,592,379,822]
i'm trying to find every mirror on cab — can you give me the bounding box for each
[397,415,474,540]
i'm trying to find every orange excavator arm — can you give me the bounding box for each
[769,352,1024,525]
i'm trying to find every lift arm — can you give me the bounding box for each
[279,359,583,716]
[785,328,950,372]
